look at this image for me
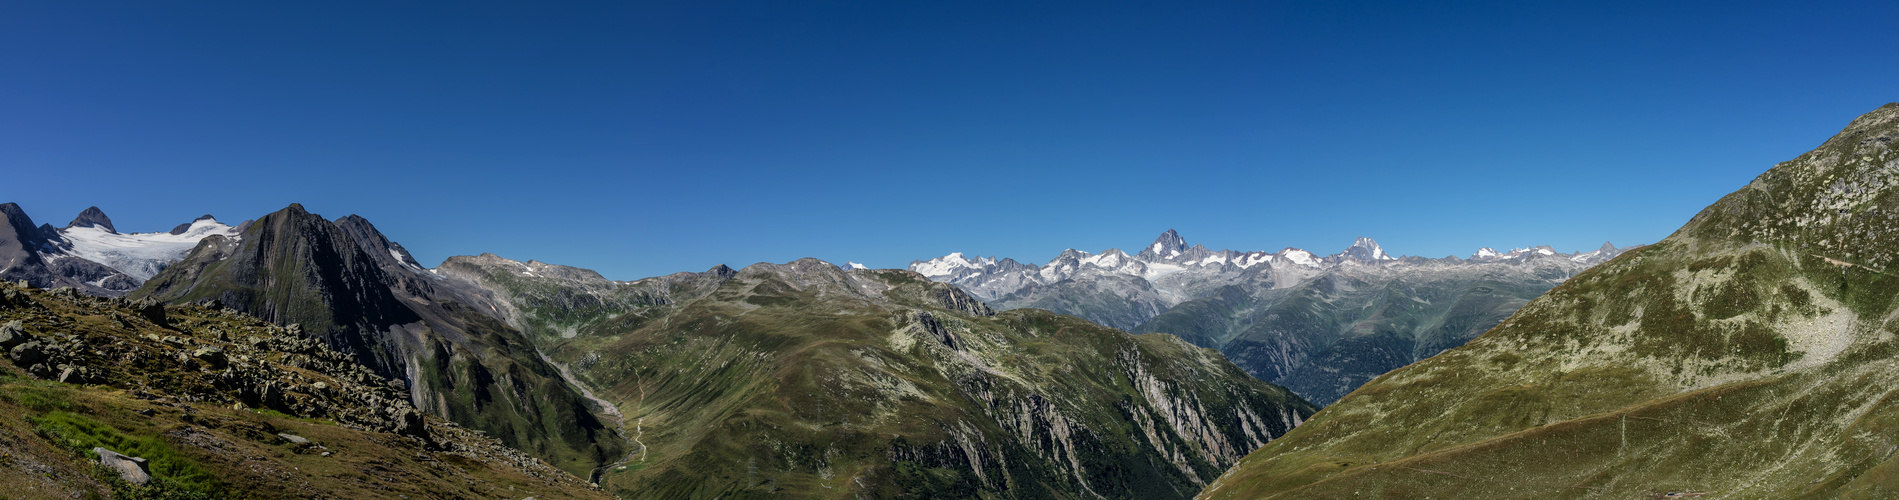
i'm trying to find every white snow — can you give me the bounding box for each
[913,252,984,277]
[55,219,240,280]
[847,262,869,270]
[1282,249,1319,267]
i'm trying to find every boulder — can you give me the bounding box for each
[278,433,310,445]
[133,298,167,327]
[93,447,151,486]
[191,347,226,368]
[0,320,28,349]
[10,340,47,366]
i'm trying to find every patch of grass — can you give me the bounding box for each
[29,411,222,498]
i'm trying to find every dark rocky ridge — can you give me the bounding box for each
[131,204,623,477]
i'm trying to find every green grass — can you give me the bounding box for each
[29,411,222,498]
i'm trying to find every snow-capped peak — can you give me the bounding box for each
[1138,229,1190,260]
[1280,248,1320,267]
[1337,237,1396,261]
[847,262,869,270]
[51,215,241,280]
[911,252,997,278]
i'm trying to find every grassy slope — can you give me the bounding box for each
[1202,104,1899,499]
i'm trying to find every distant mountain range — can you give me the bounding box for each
[910,232,1633,403]
[0,204,243,295]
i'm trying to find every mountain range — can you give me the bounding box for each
[1,201,1319,497]
[0,204,242,296]
[1203,103,1899,498]
[909,232,1631,404]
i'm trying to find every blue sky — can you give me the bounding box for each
[4,1,1896,279]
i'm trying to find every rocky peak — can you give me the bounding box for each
[1137,229,1190,260]
[0,203,44,248]
[1334,236,1394,261]
[65,206,115,233]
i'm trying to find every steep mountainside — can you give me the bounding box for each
[914,232,1628,404]
[0,281,605,499]
[0,204,240,296]
[444,255,1318,498]
[129,204,622,477]
[1203,104,1899,498]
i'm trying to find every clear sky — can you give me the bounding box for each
[4,1,1896,279]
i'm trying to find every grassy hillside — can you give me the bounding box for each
[1202,104,1899,499]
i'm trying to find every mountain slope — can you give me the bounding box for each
[129,204,622,477]
[0,281,605,499]
[1202,104,1899,499]
[445,256,1319,498]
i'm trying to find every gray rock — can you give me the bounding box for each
[134,298,167,326]
[0,320,28,349]
[277,433,310,445]
[191,347,226,368]
[93,447,151,486]
[10,340,47,366]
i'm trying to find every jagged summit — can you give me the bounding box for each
[1333,236,1393,261]
[1138,229,1190,260]
[65,206,115,233]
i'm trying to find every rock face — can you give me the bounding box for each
[911,231,1631,404]
[130,204,623,477]
[446,255,1318,498]
[1202,104,1899,498]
